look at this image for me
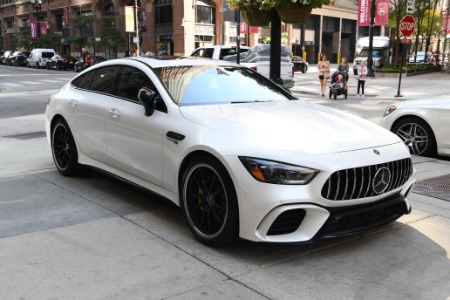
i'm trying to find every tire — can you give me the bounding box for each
[58,64,62,71]
[36,62,40,69]
[51,119,82,176]
[46,63,50,70]
[181,156,239,246]
[334,92,337,100]
[329,89,332,99]
[392,117,437,157]
[302,65,308,73]
[345,90,348,99]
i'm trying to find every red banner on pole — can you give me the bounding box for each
[375,0,389,26]
[240,22,248,34]
[442,12,450,35]
[40,22,48,36]
[30,20,38,40]
[250,26,259,34]
[358,0,370,26]
[64,7,70,27]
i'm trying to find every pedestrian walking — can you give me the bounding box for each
[337,57,349,88]
[357,60,368,97]
[318,54,330,97]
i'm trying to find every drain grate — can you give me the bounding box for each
[4,131,47,140]
[412,174,450,202]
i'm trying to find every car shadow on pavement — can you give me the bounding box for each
[2,167,449,299]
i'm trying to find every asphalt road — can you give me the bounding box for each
[0,64,449,299]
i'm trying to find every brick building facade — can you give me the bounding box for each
[0,0,224,57]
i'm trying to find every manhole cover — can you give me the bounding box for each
[412,174,450,202]
[4,131,47,140]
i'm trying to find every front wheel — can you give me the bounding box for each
[392,117,437,157]
[51,119,82,176]
[181,157,239,246]
[302,65,308,73]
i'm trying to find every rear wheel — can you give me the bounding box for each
[344,90,348,99]
[181,157,239,246]
[51,119,82,176]
[302,65,308,73]
[392,117,437,157]
[36,62,40,69]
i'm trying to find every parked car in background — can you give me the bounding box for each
[11,51,31,67]
[6,51,31,66]
[190,45,249,60]
[224,44,295,88]
[74,55,107,72]
[380,97,450,157]
[408,52,431,64]
[292,56,309,73]
[45,57,415,246]
[46,54,77,70]
[27,48,55,68]
[0,50,13,65]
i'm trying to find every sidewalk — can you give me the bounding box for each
[294,64,450,101]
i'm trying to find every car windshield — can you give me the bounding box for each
[154,65,289,106]
[359,49,385,58]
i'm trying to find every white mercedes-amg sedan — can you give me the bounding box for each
[45,57,416,246]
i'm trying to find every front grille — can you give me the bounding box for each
[267,209,306,236]
[314,197,409,239]
[321,158,412,201]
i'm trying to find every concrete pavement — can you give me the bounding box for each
[0,71,450,299]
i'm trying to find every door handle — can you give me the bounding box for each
[109,108,120,118]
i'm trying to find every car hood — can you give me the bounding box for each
[180,100,400,155]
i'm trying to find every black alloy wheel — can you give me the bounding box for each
[181,157,239,246]
[392,117,437,157]
[51,119,82,176]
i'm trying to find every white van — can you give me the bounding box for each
[27,48,55,69]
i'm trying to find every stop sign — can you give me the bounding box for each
[400,15,416,37]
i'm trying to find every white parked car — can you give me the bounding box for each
[45,57,415,246]
[380,98,450,157]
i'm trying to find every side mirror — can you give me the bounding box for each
[138,87,156,116]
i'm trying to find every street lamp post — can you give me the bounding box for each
[31,0,42,38]
[366,0,376,77]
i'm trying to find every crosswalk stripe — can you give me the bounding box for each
[1,83,21,87]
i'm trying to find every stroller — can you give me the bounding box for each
[329,71,348,100]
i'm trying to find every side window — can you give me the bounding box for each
[191,49,205,57]
[115,66,156,102]
[204,48,214,58]
[90,66,120,95]
[71,71,95,90]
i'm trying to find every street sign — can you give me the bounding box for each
[400,15,416,37]
[401,37,411,44]
[406,0,415,14]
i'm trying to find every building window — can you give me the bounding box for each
[196,0,215,24]
[56,14,64,31]
[155,0,172,24]
[7,19,15,28]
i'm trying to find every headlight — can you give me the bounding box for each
[239,157,319,185]
[383,105,397,117]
